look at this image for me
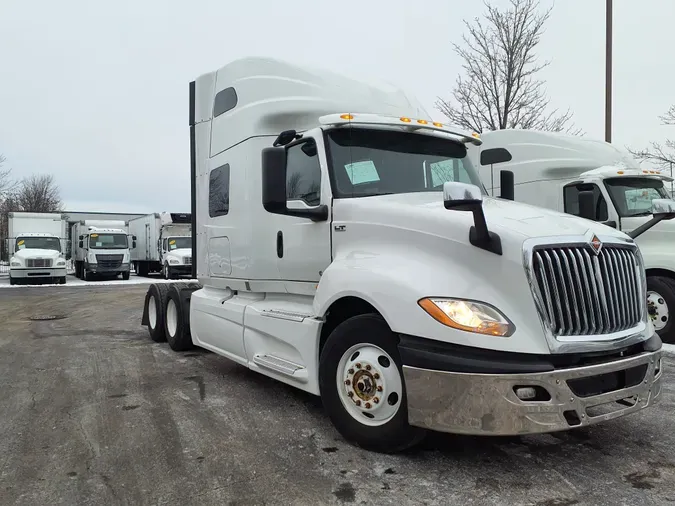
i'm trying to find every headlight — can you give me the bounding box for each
[56,259,66,266]
[10,258,21,267]
[418,297,514,337]
[169,258,179,265]
[88,252,97,263]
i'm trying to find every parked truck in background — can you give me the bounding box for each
[129,212,192,279]
[140,57,671,453]
[7,212,67,285]
[469,129,675,343]
[71,220,134,281]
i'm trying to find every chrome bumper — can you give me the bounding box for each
[10,267,67,279]
[403,350,662,436]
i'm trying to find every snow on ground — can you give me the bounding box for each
[0,275,198,289]
[663,343,675,355]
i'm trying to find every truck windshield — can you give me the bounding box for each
[604,177,670,217]
[89,234,128,249]
[15,236,61,252]
[168,237,191,250]
[325,127,484,198]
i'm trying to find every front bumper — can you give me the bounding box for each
[167,264,191,275]
[87,262,130,274]
[400,334,663,436]
[10,267,67,279]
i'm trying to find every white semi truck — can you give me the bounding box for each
[7,211,67,285]
[129,212,192,278]
[71,220,133,281]
[469,129,675,344]
[140,57,670,453]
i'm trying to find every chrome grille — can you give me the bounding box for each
[26,258,52,268]
[531,245,643,337]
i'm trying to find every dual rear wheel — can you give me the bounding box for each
[144,282,198,351]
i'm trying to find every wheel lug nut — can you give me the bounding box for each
[377,386,383,392]
[348,368,354,374]
[365,402,371,409]
[365,364,371,371]
[374,373,380,379]
[373,397,379,404]
[347,391,353,397]
[345,380,351,386]
[356,363,362,369]
[355,400,361,406]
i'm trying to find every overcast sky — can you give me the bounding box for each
[1,0,673,213]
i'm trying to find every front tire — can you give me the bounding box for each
[319,314,425,453]
[122,270,130,281]
[647,276,675,344]
[59,276,66,285]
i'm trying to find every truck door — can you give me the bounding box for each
[276,137,332,283]
[562,181,620,227]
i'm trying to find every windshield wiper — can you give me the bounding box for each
[352,192,395,197]
[628,211,653,217]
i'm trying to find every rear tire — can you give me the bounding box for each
[164,285,194,352]
[145,283,170,342]
[647,276,675,344]
[319,313,425,453]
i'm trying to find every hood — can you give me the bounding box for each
[165,248,191,258]
[336,192,628,243]
[13,248,61,260]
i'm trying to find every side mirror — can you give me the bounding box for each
[652,198,675,218]
[261,147,328,222]
[132,240,137,249]
[132,235,137,241]
[78,235,84,240]
[443,182,501,255]
[78,240,83,248]
[578,190,596,221]
[628,198,675,239]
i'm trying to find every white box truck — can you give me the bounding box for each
[71,220,133,281]
[469,129,675,344]
[140,57,669,453]
[129,212,192,279]
[7,211,67,285]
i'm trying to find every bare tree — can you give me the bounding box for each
[436,0,581,135]
[627,105,675,172]
[0,154,17,201]
[13,174,63,213]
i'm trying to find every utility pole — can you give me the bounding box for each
[605,0,613,143]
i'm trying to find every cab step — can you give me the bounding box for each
[252,354,308,382]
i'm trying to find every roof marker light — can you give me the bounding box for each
[400,117,412,123]
[472,132,480,139]
[417,119,428,125]
[432,122,443,127]
[340,114,354,120]
[617,170,624,174]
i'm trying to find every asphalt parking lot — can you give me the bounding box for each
[0,285,674,506]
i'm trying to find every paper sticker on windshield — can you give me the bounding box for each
[345,161,380,185]
[91,233,98,238]
[96,242,103,247]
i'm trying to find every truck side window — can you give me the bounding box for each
[286,141,321,206]
[563,183,608,221]
[209,163,230,217]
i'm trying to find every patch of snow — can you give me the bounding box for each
[0,277,198,289]
[662,343,675,356]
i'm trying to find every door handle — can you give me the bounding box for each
[276,231,283,258]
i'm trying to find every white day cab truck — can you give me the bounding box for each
[129,212,192,279]
[140,58,673,453]
[469,130,675,344]
[71,220,134,281]
[7,211,67,285]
